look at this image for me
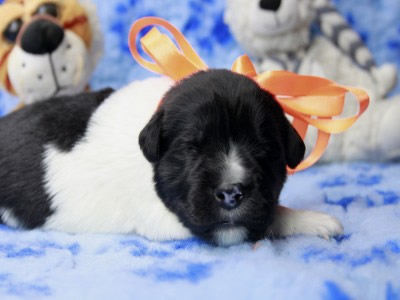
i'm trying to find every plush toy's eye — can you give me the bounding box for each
[3,18,23,43]
[34,3,59,18]
[259,0,281,11]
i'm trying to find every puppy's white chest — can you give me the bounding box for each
[42,77,191,241]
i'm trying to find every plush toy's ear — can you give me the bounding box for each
[284,122,305,169]
[139,109,164,163]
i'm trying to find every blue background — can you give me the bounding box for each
[0,0,399,115]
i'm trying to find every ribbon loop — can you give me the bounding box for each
[129,17,207,80]
[129,18,370,174]
[232,55,257,78]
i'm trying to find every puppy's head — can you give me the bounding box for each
[140,70,305,246]
[0,0,102,104]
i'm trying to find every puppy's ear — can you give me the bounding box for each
[139,110,164,163]
[284,123,306,169]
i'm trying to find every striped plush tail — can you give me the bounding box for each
[313,0,375,71]
[313,0,397,97]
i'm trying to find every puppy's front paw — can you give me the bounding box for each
[295,210,344,240]
[270,206,344,240]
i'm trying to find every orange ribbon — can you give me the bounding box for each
[129,17,369,174]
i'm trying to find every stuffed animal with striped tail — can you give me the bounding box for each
[225,0,397,100]
[313,0,397,98]
[225,0,400,162]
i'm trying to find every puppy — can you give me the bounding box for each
[0,70,343,246]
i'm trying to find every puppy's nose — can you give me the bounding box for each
[20,18,64,55]
[259,0,281,11]
[215,184,244,210]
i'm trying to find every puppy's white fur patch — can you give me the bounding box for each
[213,226,248,246]
[42,77,191,241]
[0,208,20,228]
[269,206,344,239]
[218,145,249,222]
[221,145,246,187]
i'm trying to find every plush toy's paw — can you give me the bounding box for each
[376,97,400,160]
[372,64,398,98]
[269,206,344,240]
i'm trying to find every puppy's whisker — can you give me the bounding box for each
[268,228,275,240]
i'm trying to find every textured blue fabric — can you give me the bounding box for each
[0,1,399,299]
[0,163,400,299]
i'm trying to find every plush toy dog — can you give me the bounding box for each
[225,0,400,162]
[0,0,102,105]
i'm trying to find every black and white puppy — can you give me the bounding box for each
[0,70,343,246]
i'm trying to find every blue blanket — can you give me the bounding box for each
[1,0,400,299]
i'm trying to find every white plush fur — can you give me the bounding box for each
[40,76,343,245]
[225,0,400,162]
[225,0,313,56]
[8,31,91,104]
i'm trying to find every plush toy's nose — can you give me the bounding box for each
[20,18,64,55]
[215,184,244,210]
[259,0,282,11]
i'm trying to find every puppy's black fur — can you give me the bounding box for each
[0,88,114,228]
[0,70,304,245]
[140,70,305,243]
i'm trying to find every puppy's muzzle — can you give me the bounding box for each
[215,184,244,210]
[17,16,64,55]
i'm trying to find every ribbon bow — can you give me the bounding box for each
[129,17,369,174]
